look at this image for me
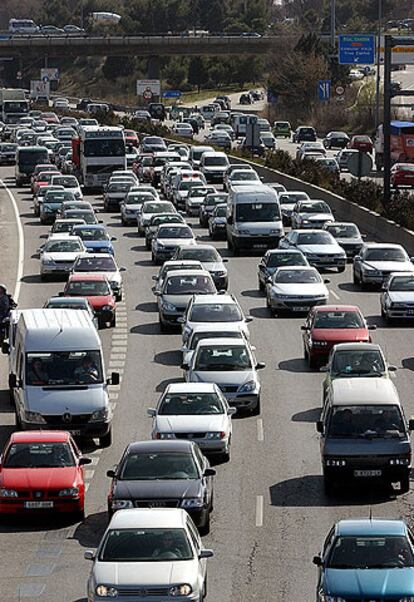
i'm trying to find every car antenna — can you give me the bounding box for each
[369,506,373,522]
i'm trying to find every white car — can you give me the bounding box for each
[148,382,236,460]
[137,200,176,235]
[173,122,194,138]
[291,200,334,229]
[266,265,329,315]
[381,272,414,321]
[353,243,414,287]
[182,322,249,368]
[226,169,261,190]
[71,253,126,300]
[111,169,139,184]
[40,235,85,280]
[129,184,159,200]
[85,508,213,602]
[151,224,196,264]
[152,260,204,295]
[185,185,217,217]
[50,174,83,199]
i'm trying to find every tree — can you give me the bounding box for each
[188,56,208,92]
[163,57,187,88]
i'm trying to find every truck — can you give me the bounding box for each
[0,88,29,125]
[71,125,126,189]
[374,120,414,170]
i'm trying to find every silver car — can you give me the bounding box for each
[381,272,414,321]
[266,266,329,315]
[323,221,364,258]
[148,382,235,460]
[152,224,196,265]
[291,200,334,230]
[185,338,265,414]
[353,243,414,288]
[279,229,347,272]
[85,508,213,601]
[40,236,85,280]
[172,244,229,290]
[152,260,204,295]
[182,322,248,368]
[137,200,176,235]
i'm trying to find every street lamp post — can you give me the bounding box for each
[375,0,383,128]
[330,0,336,49]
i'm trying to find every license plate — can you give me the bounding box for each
[292,306,309,312]
[24,501,54,509]
[69,430,81,436]
[253,244,267,248]
[354,470,382,477]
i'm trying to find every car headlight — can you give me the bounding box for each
[269,229,281,234]
[238,380,257,393]
[0,488,18,498]
[95,585,118,597]
[400,598,414,602]
[101,304,114,312]
[205,431,226,439]
[301,219,310,224]
[362,264,379,273]
[213,270,227,277]
[155,241,164,249]
[42,258,54,265]
[59,487,79,497]
[158,433,175,440]
[111,499,133,510]
[24,411,46,424]
[169,584,192,596]
[238,229,250,235]
[181,498,204,508]
[325,458,346,467]
[89,408,110,422]
[162,300,176,312]
[310,340,328,348]
[271,292,290,300]
[390,457,411,465]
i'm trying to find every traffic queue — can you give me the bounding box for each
[2,104,414,601]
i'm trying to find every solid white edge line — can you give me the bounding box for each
[0,179,24,302]
[255,495,264,527]
[330,289,340,301]
[257,418,264,442]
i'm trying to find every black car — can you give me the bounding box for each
[323,131,350,149]
[106,440,215,533]
[239,93,252,105]
[148,103,166,121]
[76,98,92,111]
[292,126,317,143]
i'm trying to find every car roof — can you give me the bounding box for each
[331,378,398,405]
[68,273,108,282]
[162,260,203,269]
[47,296,88,305]
[10,431,70,443]
[165,382,218,393]
[109,508,188,529]
[165,269,211,278]
[362,242,405,250]
[192,294,236,305]
[332,342,380,351]
[126,439,195,454]
[46,235,81,243]
[313,305,361,313]
[190,322,243,334]
[195,337,247,348]
[336,519,406,537]
[265,248,304,255]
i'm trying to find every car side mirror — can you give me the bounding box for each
[316,421,324,434]
[256,362,266,370]
[9,373,17,388]
[152,275,158,281]
[409,418,414,431]
[106,469,116,478]
[111,237,117,241]
[222,258,228,263]
[147,408,156,417]
[109,372,120,385]
[180,363,188,370]
[153,290,161,296]
[84,550,96,561]
[388,365,397,372]
[199,549,214,559]
[245,316,253,323]
[204,468,216,477]
[1,341,10,355]
[301,325,308,331]
[58,291,64,297]
[79,457,92,466]
[354,255,361,261]
[319,365,328,372]
[120,266,126,272]
[228,407,237,415]
[313,555,323,566]
[177,316,185,323]
[368,324,377,330]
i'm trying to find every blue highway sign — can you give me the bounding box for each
[339,34,375,65]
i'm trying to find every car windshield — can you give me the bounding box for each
[4,442,75,468]
[52,176,78,187]
[236,202,281,222]
[127,194,154,204]
[297,232,333,245]
[66,280,111,296]
[331,350,386,376]
[119,452,199,481]
[364,248,407,262]
[165,275,215,295]
[326,224,359,238]
[190,331,242,350]
[274,269,321,284]
[65,211,95,223]
[44,192,71,204]
[231,171,258,181]
[279,193,308,205]
[26,350,103,386]
[204,157,228,166]
[327,535,414,568]
[214,206,227,217]
[397,164,414,172]
[108,183,131,192]
[389,276,414,291]
[74,257,116,272]
[190,303,242,322]
[99,528,193,562]
[179,180,203,191]
[75,227,107,241]
[328,405,405,438]
[314,311,364,329]
[44,240,81,253]
[205,194,227,206]
[53,222,75,233]
[151,215,183,228]
[299,202,330,213]
[267,252,307,268]
[177,248,220,262]
[195,345,252,371]
[189,187,213,198]
[159,392,224,415]
[143,202,174,214]
[46,300,87,310]
[157,226,193,239]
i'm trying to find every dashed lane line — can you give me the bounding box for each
[255,495,264,527]
[257,418,264,442]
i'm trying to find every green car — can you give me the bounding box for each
[272,121,291,138]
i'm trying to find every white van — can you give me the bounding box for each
[199,151,230,184]
[3,309,118,447]
[226,185,284,254]
[9,19,39,34]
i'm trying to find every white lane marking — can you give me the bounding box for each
[255,495,264,527]
[257,418,264,441]
[85,469,95,480]
[330,289,341,301]
[112,333,128,340]
[0,179,24,301]
[110,353,126,360]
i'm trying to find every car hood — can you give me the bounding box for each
[388,291,414,302]
[236,221,283,234]
[1,467,79,490]
[157,238,196,247]
[324,567,414,597]
[190,370,254,386]
[155,414,228,433]
[113,478,202,500]
[81,294,114,309]
[324,437,410,456]
[301,213,333,221]
[200,261,226,273]
[311,328,368,342]
[212,217,227,224]
[271,283,328,296]
[42,252,81,262]
[363,260,414,272]
[25,385,108,413]
[93,559,197,587]
[84,241,112,250]
[74,270,121,285]
[298,244,342,255]
[162,293,196,307]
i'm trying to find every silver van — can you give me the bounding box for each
[226,185,284,254]
[3,308,119,447]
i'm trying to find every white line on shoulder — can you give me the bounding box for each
[0,179,24,302]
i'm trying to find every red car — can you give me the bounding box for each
[347,135,373,153]
[0,431,91,518]
[302,305,374,368]
[33,170,61,196]
[124,129,139,147]
[63,273,116,328]
[40,111,60,124]
[390,163,414,188]
[30,163,55,192]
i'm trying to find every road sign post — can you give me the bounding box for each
[318,79,331,101]
[347,151,373,180]
[338,34,375,65]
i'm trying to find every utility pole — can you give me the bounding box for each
[330,0,336,49]
[383,34,392,205]
[375,0,383,128]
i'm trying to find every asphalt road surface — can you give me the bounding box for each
[1,166,414,601]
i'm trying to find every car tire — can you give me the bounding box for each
[353,270,360,286]
[145,239,151,250]
[15,408,22,429]
[199,512,210,536]
[338,266,345,273]
[251,396,261,416]
[159,317,168,333]
[99,429,112,448]
[308,354,318,370]
[110,315,116,328]
[303,345,308,360]
[258,278,264,292]
[400,474,410,494]
[323,473,335,496]
[72,508,85,522]
[98,316,106,329]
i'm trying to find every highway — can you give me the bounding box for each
[1,161,414,601]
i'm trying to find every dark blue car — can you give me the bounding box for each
[72,224,116,256]
[314,519,414,601]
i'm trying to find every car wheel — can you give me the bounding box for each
[400,474,410,494]
[72,508,85,523]
[233,243,240,256]
[353,269,360,285]
[15,408,22,429]
[99,429,112,448]
[199,512,210,536]
[110,315,116,328]
[308,354,318,370]
[258,278,264,292]
[159,317,168,333]
[323,472,335,496]
[338,266,345,273]
[116,291,122,302]
[145,239,151,250]
[251,396,261,416]
[303,345,308,360]
[98,316,106,329]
